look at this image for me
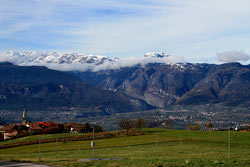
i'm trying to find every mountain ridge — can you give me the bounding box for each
[1,51,250,109]
[0,51,181,72]
[0,62,153,112]
[72,62,250,107]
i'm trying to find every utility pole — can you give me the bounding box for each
[180,133,183,153]
[91,126,95,159]
[38,138,41,162]
[228,127,230,158]
[55,137,57,153]
[156,110,159,147]
[67,114,70,133]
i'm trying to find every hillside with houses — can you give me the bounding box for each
[0,110,103,141]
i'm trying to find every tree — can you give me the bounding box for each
[162,118,172,129]
[205,121,213,130]
[119,118,133,133]
[82,123,91,133]
[187,121,200,131]
[135,117,146,130]
[93,124,104,133]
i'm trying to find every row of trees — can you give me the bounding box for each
[187,121,214,131]
[119,118,173,132]
[119,118,217,132]
[119,118,146,132]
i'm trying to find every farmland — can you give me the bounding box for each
[0,129,249,167]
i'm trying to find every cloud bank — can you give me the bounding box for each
[91,56,185,72]
[0,51,185,72]
[217,50,250,63]
[36,56,185,72]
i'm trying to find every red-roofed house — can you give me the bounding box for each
[33,122,63,134]
[35,121,57,128]
[29,125,43,134]
[0,124,18,140]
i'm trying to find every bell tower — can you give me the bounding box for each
[22,109,26,125]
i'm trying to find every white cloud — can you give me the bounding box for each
[91,55,185,72]
[63,0,250,61]
[43,56,185,72]
[217,50,250,63]
[0,51,185,72]
[1,0,250,63]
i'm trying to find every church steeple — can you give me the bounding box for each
[22,109,26,125]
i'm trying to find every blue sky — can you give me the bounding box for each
[0,0,250,63]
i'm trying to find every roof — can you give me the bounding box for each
[29,125,43,130]
[3,129,17,133]
[64,122,82,126]
[0,124,17,132]
[35,122,57,127]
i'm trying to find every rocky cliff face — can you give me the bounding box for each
[177,63,250,106]
[72,63,250,107]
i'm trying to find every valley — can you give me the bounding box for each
[1,104,249,130]
[0,52,249,130]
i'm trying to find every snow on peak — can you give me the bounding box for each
[2,51,113,65]
[144,52,170,58]
[0,51,184,71]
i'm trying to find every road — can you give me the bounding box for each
[0,161,54,167]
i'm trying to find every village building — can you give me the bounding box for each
[33,121,64,134]
[0,124,28,140]
[28,124,43,134]
[0,124,18,140]
[0,109,93,141]
[64,122,85,133]
[22,109,27,126]
[0,109,29,140]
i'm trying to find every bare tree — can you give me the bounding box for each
[187,121,200,131]
[93,124,104,133]
[135,117,146,130]
[119,118,133,133]
[205,121,213,130]
[162,118,172,129]
[194,121,201,130]
[82,123,91,133]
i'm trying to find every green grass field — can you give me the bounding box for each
[0,133,84,146]
[0,129,249,167]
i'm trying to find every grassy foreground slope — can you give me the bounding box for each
[0,129,249,167]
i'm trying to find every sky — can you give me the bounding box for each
[0,0,250,64]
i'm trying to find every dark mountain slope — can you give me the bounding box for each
[71,63,214,107]
[71,62,250,107]
[0,62,152,112]
[177,63,250,106]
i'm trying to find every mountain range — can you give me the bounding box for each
[0,51,250,111]
[72,62,250,107]
[1,51,172,66]
[0,62,151,112]
[2,51,113,65]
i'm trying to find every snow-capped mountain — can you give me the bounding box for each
[2,51,114,65]
[0,51,181,71]
[2,51,172,65]
[144,52,170,58]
